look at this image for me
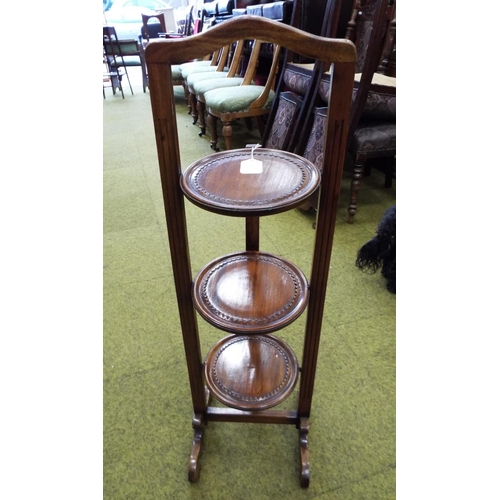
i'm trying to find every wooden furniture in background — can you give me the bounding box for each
[141,12,167,41]
[103,26,147,95]
[145,16,355,487]
[188,38,247,135]
[269,0,396,223]
[205,40,281,151]
[261,0,352,153]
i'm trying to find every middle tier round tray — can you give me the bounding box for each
[180,148,321,216]
[193,251,309,335]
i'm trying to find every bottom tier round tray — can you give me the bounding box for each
[204,334,299,411]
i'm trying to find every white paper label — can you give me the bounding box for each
[240,158,263,174]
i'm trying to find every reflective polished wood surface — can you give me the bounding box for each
[180,148,320,216]
[204,334,299,410]
[193,251,309,334]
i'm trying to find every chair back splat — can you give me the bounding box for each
[141,12,167,41]
[145,19,355,485]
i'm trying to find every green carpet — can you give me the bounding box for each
[103,69,396,499]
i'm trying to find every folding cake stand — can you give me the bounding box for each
[145,15,356,488]
[178,147,327,488]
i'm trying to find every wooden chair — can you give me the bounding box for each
[177,46,231,114]
[145,15,356,486]
[163,47,222,110]
[187,39,258,136]
[179,45,231,81]
[261,0,352,154]
[346,74,395,223]
[142,6,196,41]
[180,5,195,37]
[103,26,150,94]
[344,0,396,223]
[147,7,201,97]
[262,90,303,150]
[103,48,124,99]
[204,40,282,151]
[378,14,396,76]
[141,13,167,41]
[281,0,396,222]
[102,26,135,96]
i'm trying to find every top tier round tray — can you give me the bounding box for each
[180,148,321,216]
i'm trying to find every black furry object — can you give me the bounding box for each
[356,205,396,294]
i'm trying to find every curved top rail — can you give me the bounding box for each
[145,15,356,66]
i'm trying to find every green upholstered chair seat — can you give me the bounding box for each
[172,65,183,81]
[204,86,275,113]
[109,55,142,67]
[187,71,228,86]
[192,77,246,97]
[187,71,231,92]
[181,65,228,79]
[178,60,211,71]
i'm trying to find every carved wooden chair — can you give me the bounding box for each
[178,46,232,113]
[344,0,396,223]
[180,45,231,81]
[260,0,351,154]
[166,47,224,111]
[188,39,260,136]
[262,91,304,151]
[185,39,246,131]
[282,0,396,222]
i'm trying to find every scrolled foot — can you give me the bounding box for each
[188,413,205,483]
[299,417,310,488]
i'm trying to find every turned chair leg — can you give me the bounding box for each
[208,113,219,151]
[197,99,206,136]
[190,93,198,125]
[183,84,191,113]
[348,155,365,224]
[222,120,233,150]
